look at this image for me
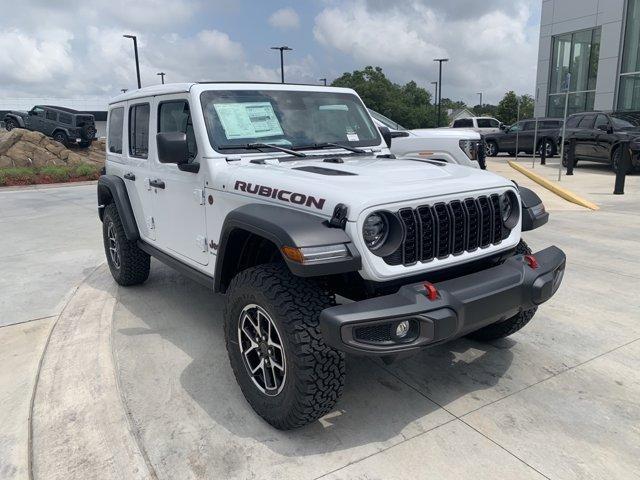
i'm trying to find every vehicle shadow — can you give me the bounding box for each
[110,262,516,458]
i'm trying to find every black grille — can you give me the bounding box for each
[384,194,506,266]
[354,323,393,343]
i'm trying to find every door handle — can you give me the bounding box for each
[124,172,136,181]
[149,179,165,189]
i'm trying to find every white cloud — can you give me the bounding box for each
[314,0,539,104]
[268,7,301,29]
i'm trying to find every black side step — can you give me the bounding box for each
[137,241,214,290]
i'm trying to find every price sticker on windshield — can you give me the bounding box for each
[214,102,284,139]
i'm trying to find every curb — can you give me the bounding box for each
[0,180,97,192]
[508,161,599,211]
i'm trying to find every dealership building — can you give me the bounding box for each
[534,0,640,117]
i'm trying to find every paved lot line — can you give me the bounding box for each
[30,265,153,480]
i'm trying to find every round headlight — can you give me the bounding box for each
[500,193,513,223]
[500,191,520,229]
[363,213,388,250]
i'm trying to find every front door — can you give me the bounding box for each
[593,114,615,162]
[574,114,596,158]
[27,107,46,132]
[151,96,209,266]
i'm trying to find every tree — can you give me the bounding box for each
[331,66,438,129]
[496,91,535,125]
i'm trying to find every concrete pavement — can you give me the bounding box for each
[1,168,639,479]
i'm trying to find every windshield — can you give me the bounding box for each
[610,112,640,129]
[367,108,407,131]
[200,89,381,152]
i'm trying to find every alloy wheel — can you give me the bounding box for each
[107,222,121,269]
[238,304,286,396]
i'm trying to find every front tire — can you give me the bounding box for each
[102,204,150,286]
[224,263,345,430]
[4,119,17,131]
[467,240,538,341]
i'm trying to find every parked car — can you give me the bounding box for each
[3,105,96,147]
[368,109,482,168]
[560,111,640,173]
[450,117,503,134]
[484,118,563,157]
[98,82,564,430]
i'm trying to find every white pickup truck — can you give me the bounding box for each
[368,109,483,168]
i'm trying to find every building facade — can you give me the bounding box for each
[535,0,640,117]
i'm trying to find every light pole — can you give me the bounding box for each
[157,72,166,84]
[477,92,483,110]
[319,78,327,86]
[271,46,292,83]
[123,35,141,89]
[434,58,449,127]
[121,89,128,93]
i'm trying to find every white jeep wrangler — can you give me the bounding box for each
[98,82,565,430]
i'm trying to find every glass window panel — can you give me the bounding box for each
[621,0,640,74]
[550,34,572,94]
[588,28,601,90]
[618,74,640,110]
[108,107,124,154]
[570,30,593,92]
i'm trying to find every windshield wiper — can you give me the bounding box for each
[217,142,306,157]
[297,142,367,154]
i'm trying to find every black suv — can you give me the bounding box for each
[560,111,640,173]
[3,105,96,148]
[484,118,563,157]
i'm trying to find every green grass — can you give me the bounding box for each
[0,163,101,186]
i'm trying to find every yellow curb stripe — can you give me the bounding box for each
[508,161,599,211]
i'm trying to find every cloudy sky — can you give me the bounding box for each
[0,0,541,106]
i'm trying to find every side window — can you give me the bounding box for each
[32,107,45,117]
[489,119,500,127]
[45,110,57,121]
[108,107,124,154]
[453,118,473,128]
[59,113,72,124]
[158,101,198,161]
[509,122,524,132]
[578,114,596,128]
[129,104,150,158]
[522,121,535,131]
[566,115,581,128]
[594,114,609,130]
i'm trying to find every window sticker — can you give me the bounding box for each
[214,102,284,139]
[319,104,349,111]
[346,133,359,141]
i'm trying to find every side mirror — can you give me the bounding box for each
[390,131,409,139]
[500,123,507,131]
[28,110,36,116]
[157,132,189,165]
[378,126,392,147]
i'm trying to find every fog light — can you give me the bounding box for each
[395,320,410,338]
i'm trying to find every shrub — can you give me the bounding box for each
[74,163,99,178]
[39,165,70,182]
[0,167,37,185]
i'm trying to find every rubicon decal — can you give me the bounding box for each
[234,181,326,210]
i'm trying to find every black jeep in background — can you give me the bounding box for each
[560,111,640,173]
[484,118,563,157]
[3,105,96,148]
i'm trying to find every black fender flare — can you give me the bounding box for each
[4,114,25,128]
[215,203,361,291]
[97,175,140,241]
[519,186,549,231]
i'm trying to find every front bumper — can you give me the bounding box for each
[320,246,566,355]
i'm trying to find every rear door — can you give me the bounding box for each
[574,114,596,158]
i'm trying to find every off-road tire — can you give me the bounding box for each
[224,263,345,430]
[467,240,538,341]
[102,203,150,286]
[4,119,17,131]
[537,139,555,158]
[52,131,68,147]
[486,141,499,157]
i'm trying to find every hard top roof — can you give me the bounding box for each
[108,81,355,105]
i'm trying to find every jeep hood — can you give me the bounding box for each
[218,155,514,219]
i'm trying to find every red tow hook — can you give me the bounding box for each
[423,282,439,300]
[524,254,539,269]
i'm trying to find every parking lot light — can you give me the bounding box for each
[123,34,142,89]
